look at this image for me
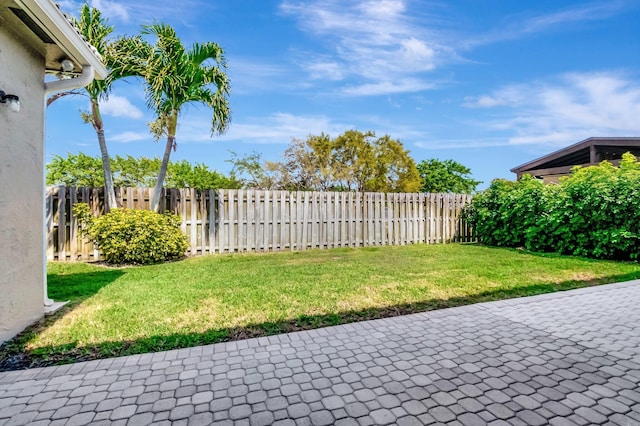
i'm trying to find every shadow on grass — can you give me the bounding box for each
[2,270,640,372]
[47,268,126,302]
[0,268,125,371]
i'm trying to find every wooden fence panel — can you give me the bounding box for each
[45,187,474,260]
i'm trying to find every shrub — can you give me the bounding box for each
[463,177,549,248]
[74,204,188,264]
[464,153,640,261]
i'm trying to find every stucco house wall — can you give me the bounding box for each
[0,24,47,343]
[0,0,107,343]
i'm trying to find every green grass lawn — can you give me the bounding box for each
[2,243,640,370]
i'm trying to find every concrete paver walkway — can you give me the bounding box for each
[1,281,640,425]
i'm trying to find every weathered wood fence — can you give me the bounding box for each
[46,187,474,261]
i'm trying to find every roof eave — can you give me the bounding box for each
[510,136,640,173]
[510,137,595,173]
[13,0,108,80]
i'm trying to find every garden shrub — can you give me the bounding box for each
[464,153,640,261]
[463,176,551,249]
[74,204,188,264]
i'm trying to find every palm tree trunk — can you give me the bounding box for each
[150,135,174,212]
[91,99,118,211]
[98,131,118,212]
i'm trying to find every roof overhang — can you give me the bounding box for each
[511,137,640,175]
[9,0,108,79]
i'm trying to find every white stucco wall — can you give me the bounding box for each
[0,26,46,343]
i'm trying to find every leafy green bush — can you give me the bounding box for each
[74,204,188,264]
[464,153,640,261]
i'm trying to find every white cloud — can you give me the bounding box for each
[414,137,513,150]
[463,87,526,108]
[89,0,129,22]
[99,95,144,119]
[227,58,295,93]
[358,0,405,18]
[176,112,353,144]
[519,1,630,34]
[227,113,350,142]
[55,0,79,11]
[463,96,507,108]
[463,72,640,147]
[400,38,435,68]
[304,61,345,81]
[465,1,635,48]
[343,79,435,96]
[59,0,214,28]
[110,131,148,143]
[280,0,445,95]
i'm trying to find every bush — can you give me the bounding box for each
[74,204,188,264]
[464,153,640,261]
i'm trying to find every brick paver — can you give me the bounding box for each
[1,280,640,425]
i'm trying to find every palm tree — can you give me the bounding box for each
[112,23,231,212]
[48,5,119,210]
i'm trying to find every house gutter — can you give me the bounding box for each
[13,0,108,79]
[11,0,106,314]
[44,65,95,95]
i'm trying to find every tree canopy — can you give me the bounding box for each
[417,159,481,193]
[229,130,421,192]
[46,153,240,190]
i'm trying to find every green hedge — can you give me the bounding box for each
[74,204,188,265]
[464,153,640,261]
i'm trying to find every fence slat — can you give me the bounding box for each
[69,187,78,260]
[57,186,66,261]
[46,187,474,260]
[219,189,227,253]
[273,191,281,251]
[280,191,287,251]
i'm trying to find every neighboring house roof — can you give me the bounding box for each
[511,137,640,180]
[0,0,108,79]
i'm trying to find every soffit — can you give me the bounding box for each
[0,0,107,79]
[511,137,640,174]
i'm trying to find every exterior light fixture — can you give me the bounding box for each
[60,59,75,72]
[0,90,20,113]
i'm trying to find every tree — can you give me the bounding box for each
[46,153,104,187]
[227,151,283,189]
[112,24,231,212]
[331,130,376,191]
[280,134,335,190]
[229,130,420,192]
[369,134,420,192]
[329,130,420,192]
[49,5,120,210]
[417,159,480,193]
[46,153,238,189]
[166,160,241,190]
[113,155,160,187]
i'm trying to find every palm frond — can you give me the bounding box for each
[120,22,232,136]
[72,4,113,100]
[73,4,112,54]
[188,42,226,68]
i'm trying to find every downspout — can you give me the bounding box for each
[42,65,95,308]
[45,64,94,95]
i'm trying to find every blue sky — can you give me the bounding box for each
[47,0,640,188]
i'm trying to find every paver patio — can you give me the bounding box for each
[1,280,640,425]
